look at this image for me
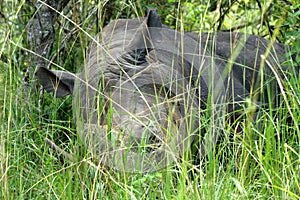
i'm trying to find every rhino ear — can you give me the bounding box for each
[146,9,162,29]
[35,67,75,97]
[120,9,162,65]
[127,9,162,50]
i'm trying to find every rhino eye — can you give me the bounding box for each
[146,134,162,152]
[122,48,152,66]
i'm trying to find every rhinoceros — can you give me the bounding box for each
[36,9,295,173]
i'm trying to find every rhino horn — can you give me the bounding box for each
[35,67,76,97]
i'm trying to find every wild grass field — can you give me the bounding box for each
[0,0,299,199]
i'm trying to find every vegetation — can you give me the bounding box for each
[1,0,299,199]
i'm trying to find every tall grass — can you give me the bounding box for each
[0,0,299,199]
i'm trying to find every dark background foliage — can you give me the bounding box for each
[2,0,299,74]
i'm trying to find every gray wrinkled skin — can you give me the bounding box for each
[36,9,295,173]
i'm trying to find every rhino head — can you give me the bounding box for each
[36,9,296,173]
[36,9,201,172]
